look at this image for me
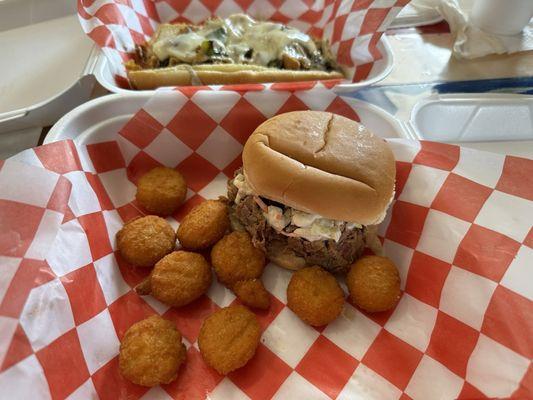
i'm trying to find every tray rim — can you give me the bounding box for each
[44,91,410,145]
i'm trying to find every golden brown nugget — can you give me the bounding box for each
[119,315,186,387]
[177,200,230,250]
[287,266,344,326]
[198,305,260,374]
[136,167,187,216]
[347,256,400,312]
[116,215,176,267]
[211,231,266,287]
[233,279,270,310]
[136,251,212,307]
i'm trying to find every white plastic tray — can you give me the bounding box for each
[91,36,394,94]
[45,92,407,145]
[409,93,533,142]
[45,92,533,158]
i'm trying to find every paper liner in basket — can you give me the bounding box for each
[0,86,532,399]
[77,0,411,89]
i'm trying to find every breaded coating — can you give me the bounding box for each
[177,200,230,250]
[136,167,187,216]
[119,315,186,387]
[233,279,270,310]
[136,251,212,307]
[116,215,176,267]
[287,266,344,326]
[211,231,266,287]
[198,305,260,374]
[347,256,400,312]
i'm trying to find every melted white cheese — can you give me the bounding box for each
[153,31,205,62]
[151,13,318,66]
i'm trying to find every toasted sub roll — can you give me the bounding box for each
[126,64,344,89]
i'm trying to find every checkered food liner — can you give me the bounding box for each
[78,0,411,88]
[0,85,532,399]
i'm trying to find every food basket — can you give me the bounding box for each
[77,0,409,92]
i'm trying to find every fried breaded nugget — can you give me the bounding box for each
[136,167,187,216]
[347,256,400,312]
[287,266,344,326]
[233,279,270,310]
[198,305,260,374]
[177,200,230,250]
[135,251,212,307]
[116,215,176,267]
[211,231,266,287]
[119,315,186,387]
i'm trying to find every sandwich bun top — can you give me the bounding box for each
[242,111,395,226]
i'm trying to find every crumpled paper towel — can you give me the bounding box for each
[438,0,533,59]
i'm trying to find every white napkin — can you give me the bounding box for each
[438,0,533,59]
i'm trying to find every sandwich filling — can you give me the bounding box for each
[228,171,367,273]
[133,14,337,72]
[233,173,361,242]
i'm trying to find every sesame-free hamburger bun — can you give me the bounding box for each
[242,111,395,226]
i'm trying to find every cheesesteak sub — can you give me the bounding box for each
[126,14,344,89]
[227,111,396,273]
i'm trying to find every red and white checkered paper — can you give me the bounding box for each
[1,85,532,400]
[78,0,410,89]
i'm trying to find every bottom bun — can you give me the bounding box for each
[229,211,246,233]
[230,209,306,270]
[266,243,307,271]
[363,225,383,256]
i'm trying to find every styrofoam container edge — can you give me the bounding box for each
[45,92,410,145]
[0,74,96,134]
[0,15,98,134]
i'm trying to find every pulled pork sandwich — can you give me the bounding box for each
[227,111,395,273]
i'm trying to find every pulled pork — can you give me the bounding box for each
[227,174,366,273]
